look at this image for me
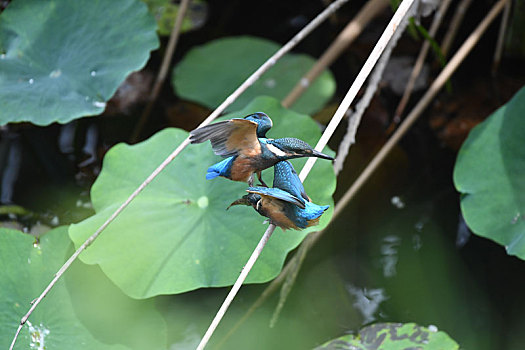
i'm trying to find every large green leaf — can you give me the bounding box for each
[0,0,158,126]
[315,323,459,350]
[454,86,525,258]
[172,36,335,115]
[69,96,336,298]
[0,227,127,350]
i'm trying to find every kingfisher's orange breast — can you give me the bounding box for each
[261,197,298,230]
[230,156,255,182]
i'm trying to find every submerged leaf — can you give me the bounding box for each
[69,96,335,298]
[315,322,459,349]
[454,86,525,259]
[172,36,336,115]
[0,0,159,125]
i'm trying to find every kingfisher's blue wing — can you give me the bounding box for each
[272,161,309,201]
[247,186,306,209]
[190,118,260,157]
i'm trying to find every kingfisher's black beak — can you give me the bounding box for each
[311,149,334,160]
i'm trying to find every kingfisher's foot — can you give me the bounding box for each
[247,174,255,187]
[256,173,268,187]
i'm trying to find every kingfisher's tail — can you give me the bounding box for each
[206,157,234,180]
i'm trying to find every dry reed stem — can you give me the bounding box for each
[336,0,507,213]
[130,0,190,143]
[299,0,416,181]
[282,0,389,109]
[492,0,511,74]
[394,0,453,120]
[441,0,473,57]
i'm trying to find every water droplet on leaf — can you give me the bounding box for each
[27,321,50,350]
[49,69,61,78]
[92,101,106,108]
[197,196,208,208]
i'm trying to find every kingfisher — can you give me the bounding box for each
[228,160,329,230]
[189,112,333,186]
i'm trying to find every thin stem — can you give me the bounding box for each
[130,0,191,143]
[336,0,507,212]
[281,0,389,109]
[196,225,276,350]
[492,0,511,74]
[268,229,315,327]
[215,251,296,349]
[8,0,351,348]
[394,0,453,121]
[299,0,417,181]
[334,0,412,174]
[441,0,473,57]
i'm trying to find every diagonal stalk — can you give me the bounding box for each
[492,0,511,74]
[282,0,389,109]
[299,0,416,181]
[441,0,474,57]
[393,0,453,121]
[130,0,191,143]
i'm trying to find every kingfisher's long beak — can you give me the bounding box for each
[226,197,252,210]
[311,149,334,160]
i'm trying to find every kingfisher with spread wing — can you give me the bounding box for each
[228,160,329,230]
[189,112,333,186]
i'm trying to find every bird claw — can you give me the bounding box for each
[258,179,268,187]
[247,174,255,187]
[256,172,268,187]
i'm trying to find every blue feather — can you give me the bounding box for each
[303,201,329,220]
[247,186,305,209]
[273,161,309,201]
[206,157,235,180]
[286,202,329,229]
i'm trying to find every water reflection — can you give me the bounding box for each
[456,214,471,248]
[347,284,388,324]
[168,324,200,350]
[380,235,400,277]
[390,196,405,209]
